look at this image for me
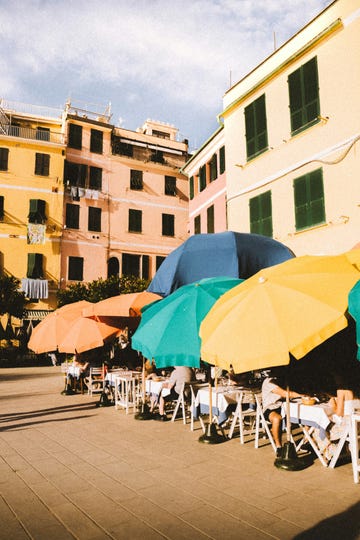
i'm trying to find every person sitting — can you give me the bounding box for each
[71,353,90,392]
[153,366,195,421]
[261,368,304,457]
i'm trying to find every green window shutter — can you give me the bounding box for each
[194,215,201,234]
[207,205,214,233]
[294,175,308,229]
[0,148,9,171]
[88,207,101,232]
[249,191,272,237]
[245,94,268,160]
[68,124,82,149]
[35,153,50,176]
[28,199,46,224]
[68,256,83,281]
[142,255,150,280]
[219,146,225,174]
[294,168,325,230]
[189,176,194,200]
[129,209,142,233]
[90,129,103,153]
[65,203,80,229]
[309,169,325,225]
[162,213,174,236]
[289,57,319,134]
[27,253,43,279]
[199,165,206,191]
[209,154,218,182]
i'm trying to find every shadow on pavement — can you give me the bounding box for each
[292,501,360,540]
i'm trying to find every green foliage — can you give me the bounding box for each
[56,275,150,307]
[0,275,26,319]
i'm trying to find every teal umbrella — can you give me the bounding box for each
[132,276,243,368]
[348,279,360,360]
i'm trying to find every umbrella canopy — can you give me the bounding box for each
[147,231,294,297]
[57,317,120,354]
[82,291,162,323]
[200,253,360,373]
[132,276,243,368]
[348,279,360,360]
[27,300,93,354]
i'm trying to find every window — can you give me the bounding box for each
[0,148,9,171]
[142,255,149,280]
[35,153,50,176]
[150,150,164,163]
[27,253,44,279]
[112,138,133,157]
[207,205,215,233]
[68,124,82,149]
[162,213,174,237]
[122,254,140,277]
[156,256,166,270]
[107,257,119,278]
[68,256,83,281]
[90,129,103,153]
[36,127,50,141]
[219,146,225,174]
[88,207,101,232]
[249,191,273,237]
[293,168,325,230]
[199,165,206,192]
[0,196,4,220]
[28,199,46,224]
[189,176,194,200]
[288,56,320,134]
[64,161,87,187]
[130,170,143,190]
[89,166,102,190]
[245,93,268,160]
[129,209,142,233]
[209,154,218,182]
[165,175,176,196]
[194,215,201,234]
[65,203,80,229]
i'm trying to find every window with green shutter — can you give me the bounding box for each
[68,256,83,281]
[129,209,142,233]
[68,124,82,149]
[88,207,101,232]
[189,176,194,200]
[288,56,320,135]
[130,170,143,190]
[89,167,102,190]
[199,165,206,192]
[90,129,103,154]
[207,205,215,233]
[27,253,44,279]
[293,168,325,230]
[122,253,140,277]
[245,94,268,160]
[209,154,218,182]
[249,191,273,237]
[28,199,46,224]
[194,215,201,234]
[162,213,174,236]
[65,203,80,229]
[219,146,225,174]
[35,153,50,176]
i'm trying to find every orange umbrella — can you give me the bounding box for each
[82,291,162,327]
[57,317,120,354]
[28,301,93,354]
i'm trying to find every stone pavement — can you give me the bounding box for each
[0,367,359,540]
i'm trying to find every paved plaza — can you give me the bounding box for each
[0,367,359,540]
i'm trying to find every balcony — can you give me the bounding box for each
[1,124,64,144]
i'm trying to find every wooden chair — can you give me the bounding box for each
[87,366,105,396]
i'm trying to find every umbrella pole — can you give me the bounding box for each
[135,356,152,420]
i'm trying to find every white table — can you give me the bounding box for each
[113,372,141,413]
[145,378,171,399]
[194,385,246,425]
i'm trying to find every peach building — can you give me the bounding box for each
[221,0,360,255]
[182,126,227,235]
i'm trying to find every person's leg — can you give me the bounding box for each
[269,410,282,449]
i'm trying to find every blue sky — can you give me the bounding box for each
[1,0,332,152]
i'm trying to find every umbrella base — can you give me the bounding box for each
[198,422,226,444]
[96,391,113,407]
[61,385,75,396]
[274,441,312,471]
[135,401,153,421]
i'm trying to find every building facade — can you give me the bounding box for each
[182,126,227,235]
[222,0,360,255]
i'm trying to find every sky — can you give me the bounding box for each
[1,0,333,152]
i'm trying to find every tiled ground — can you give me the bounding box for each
[0,367,359,540]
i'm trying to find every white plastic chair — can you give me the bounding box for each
[228,391,257,443]
[254,393,277,453]
[170,382,189,424]
[350,411,360,483]
[189,382,209,432]
[87,367,105,396]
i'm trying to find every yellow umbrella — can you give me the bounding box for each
[200,253,360,373]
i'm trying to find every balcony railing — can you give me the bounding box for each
[0,99,63,119]
[2,124,64,144]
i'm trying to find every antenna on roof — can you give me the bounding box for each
[273,31,277,51]
[229,69,232,88]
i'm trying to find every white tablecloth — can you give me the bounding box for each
[106,370,139,386]
[145,378,171,398]
[194,386,249,424]
[282,400,333,436]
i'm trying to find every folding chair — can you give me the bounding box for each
[189,382,209,432]
[87,366,105,396]
[228,391,257,443]
[171,382,190,424]
[350,411,360,483]
[254,393,277,453]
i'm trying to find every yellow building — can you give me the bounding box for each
[0,99,65,326]
[222,0,360,255]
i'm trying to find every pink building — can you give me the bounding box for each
[182,126,227,235]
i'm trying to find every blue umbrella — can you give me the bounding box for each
[348,279,360,360]
[147,231,294,297]
[132,276,243,368]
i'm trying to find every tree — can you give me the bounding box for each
[0,275,26,344]
[57,275,150,307]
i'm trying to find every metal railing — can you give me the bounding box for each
[2,124,64,144]
[0,99,63,119]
